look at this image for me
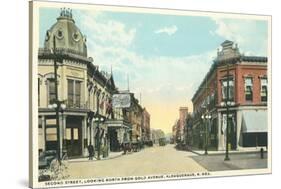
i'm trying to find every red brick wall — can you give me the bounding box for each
[217,63,267,106]
[235,64,267,105]
[193,61,267,111]
[179,107,188,130]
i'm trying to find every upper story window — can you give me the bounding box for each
[210,93,216,108]
[38,78,40,106]
[222,79,234,101]
[245,77,253,101]
[48,79,56,104]
[260,78,267,102]
[68,79,81,107]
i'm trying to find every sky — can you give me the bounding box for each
[39,8,268,134]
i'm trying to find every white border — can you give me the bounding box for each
[30,0,272,188]
[1,0,279,189]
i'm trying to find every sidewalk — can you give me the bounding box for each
[189,146,267,156]
[190,150,268,171]
[68,151,124,163]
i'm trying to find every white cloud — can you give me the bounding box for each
[77,10,216,109]
[75,11,225,132]
[78,10,136,48]
[154,25,178,36]
[211,17,268,56]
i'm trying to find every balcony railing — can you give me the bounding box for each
[38,48,92,63]
[38,47,87,57]
[66,100,89,109]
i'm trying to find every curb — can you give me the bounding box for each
[68,153,124,163]
[188,149,268,156]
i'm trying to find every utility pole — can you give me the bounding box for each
[96,91,101,160]
[204,77,208,155]
[53,35,61,164]
[200,76,212,155]
[224,62,230,161]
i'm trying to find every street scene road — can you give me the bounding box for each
[67,144,206,179]
[36,6,270,186]
[66,145,268,180]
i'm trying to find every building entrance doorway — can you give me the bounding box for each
[108,128,120,152]
[65,117,82,157]
[222,113,237,150]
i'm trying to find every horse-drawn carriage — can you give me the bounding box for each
[122,140,142,154]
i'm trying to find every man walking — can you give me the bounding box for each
[87,144,94,160]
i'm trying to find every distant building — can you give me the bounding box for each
[142,108,151,142]
[191,40,268,150]
[184,113,193,146]
[179,107,188,142]
[171,121,178,144]
[122,93,143,142]
[151,129,165,144]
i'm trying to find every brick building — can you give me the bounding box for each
[141,108,151,142]
[179,107,189,143]
[191,40,268,151]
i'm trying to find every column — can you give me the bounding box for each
[91,120,95,147]
[41,116,46,151]
[59,114,63,158]
[236,110,242,149]
[62,115,66,155]
[82,116,87,157]
[217,112,224,151]
[87,124,90,146]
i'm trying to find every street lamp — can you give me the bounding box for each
[93,113,105,160]
[48,100,66,163]
[224,62,231,161]
[87,111,95,146]
[201,113,211,155]
[50,35,64,164]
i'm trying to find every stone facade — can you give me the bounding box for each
[38,9,132,158]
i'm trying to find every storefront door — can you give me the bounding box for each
[66,117,82,157]
[108,128,119,152]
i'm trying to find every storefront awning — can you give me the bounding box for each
[105,120,132,129]
[242,110,267,133]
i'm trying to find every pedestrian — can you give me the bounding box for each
[87,144,94,160]
[123,142,127,155]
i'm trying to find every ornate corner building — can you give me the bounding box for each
[191,40,268,151]
[37,9,146,158]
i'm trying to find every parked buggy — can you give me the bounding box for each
[122,142,132,154]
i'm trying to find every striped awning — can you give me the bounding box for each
[242,110,268,133]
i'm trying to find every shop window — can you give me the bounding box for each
[66,128,71,140]
[261,78,267,102]
[245,77,253,101]
[46,128,57,141]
